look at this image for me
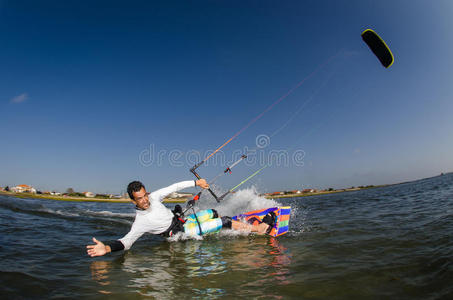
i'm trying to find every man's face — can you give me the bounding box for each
[132,187,150,210]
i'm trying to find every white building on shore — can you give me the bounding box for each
[11,184,36,194]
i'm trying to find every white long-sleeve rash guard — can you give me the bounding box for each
[118,180,195,250]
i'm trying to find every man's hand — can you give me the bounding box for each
[195,179,209,189]
[86,237,111,257]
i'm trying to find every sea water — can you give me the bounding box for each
[1,173,452,299]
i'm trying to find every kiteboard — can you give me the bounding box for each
[232,206,291,237]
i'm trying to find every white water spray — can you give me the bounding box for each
[194,185,280,218]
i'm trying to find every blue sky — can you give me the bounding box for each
[1,1,452,194]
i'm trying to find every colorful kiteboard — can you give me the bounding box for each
[232,206,291,237]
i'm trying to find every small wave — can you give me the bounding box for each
[0,198,133,228]
[167,228,256,242]
[286,228,307,236]
[84,209,135,218]
[0,271,51,297]
[40,208,80,217]
[167,232,203,242]
[0,199,80,219]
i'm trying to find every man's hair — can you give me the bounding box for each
[127,181,145,200]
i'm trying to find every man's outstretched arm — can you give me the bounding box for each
[150,179,209,200]
[86,219,147,257]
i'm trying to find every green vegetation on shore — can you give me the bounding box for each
[263,184,388,199]
[1,184,389,203]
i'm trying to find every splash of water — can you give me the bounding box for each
[193,186,280,218]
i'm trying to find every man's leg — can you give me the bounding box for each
[230,211,277,235]
[231,220,270,235]
[185,209,218,223]
[183,217,223,235]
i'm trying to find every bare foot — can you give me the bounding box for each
[255,222,270,235]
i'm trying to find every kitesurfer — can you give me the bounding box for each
[86,179,274,257]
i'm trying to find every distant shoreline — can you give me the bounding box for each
[0,185,386,203]
[0,191,187,203]
[263,184,389,199]
[263,172,451,199]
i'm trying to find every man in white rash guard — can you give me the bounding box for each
[86,179,274,257]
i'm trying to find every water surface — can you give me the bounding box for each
[1,174,452,299]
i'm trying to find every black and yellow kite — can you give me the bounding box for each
[361,29,394,68]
